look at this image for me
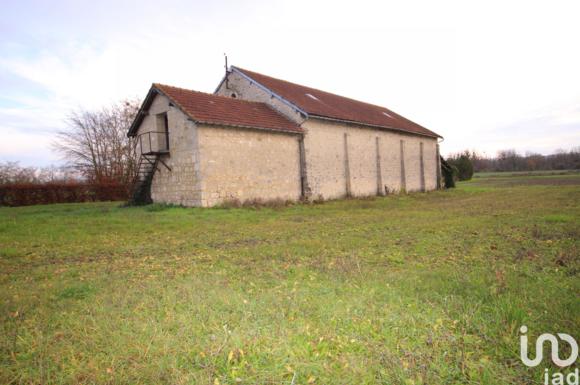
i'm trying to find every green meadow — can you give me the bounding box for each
[1,173,579,384]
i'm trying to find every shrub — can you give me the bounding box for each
[448,154,474,181]
[0,182,128,207]
[440,157,456,188]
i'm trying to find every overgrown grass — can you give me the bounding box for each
[1,174,579,384]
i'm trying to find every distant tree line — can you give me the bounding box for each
[0,162,80,185]
[446,147,580,179]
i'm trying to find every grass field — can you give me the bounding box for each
[1,173,579,384]
[473,170,580,178]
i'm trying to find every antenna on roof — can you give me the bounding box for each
[224,53,230,89]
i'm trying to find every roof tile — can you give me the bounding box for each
[154,84,302,133]
[233,67,441,138]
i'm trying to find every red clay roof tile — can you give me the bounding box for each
[233,67,441,138]
[153,83,302,134]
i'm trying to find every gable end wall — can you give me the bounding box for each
[215,71,305,124]
[134,93,202,206]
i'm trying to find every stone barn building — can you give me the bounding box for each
[127,66,443,207]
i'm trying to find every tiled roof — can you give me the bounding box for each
[128,84,302,136]
[155,84,302,133]
[233,67,441,138]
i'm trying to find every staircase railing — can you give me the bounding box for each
[128,131,172,205]
[128,154,159,205]
[136,131,169,155]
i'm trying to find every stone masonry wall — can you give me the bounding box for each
[135,93,202,206]
[197,125,302,207]
[302,119,439,200]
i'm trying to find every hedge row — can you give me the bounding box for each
[0,182,129,206]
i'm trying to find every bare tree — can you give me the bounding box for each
[0,162,37,185]
[54,99,140,185]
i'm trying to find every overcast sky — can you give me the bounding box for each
[1,0,579,166]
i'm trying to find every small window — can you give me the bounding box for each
[230,92,237,98]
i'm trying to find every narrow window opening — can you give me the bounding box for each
[156,112,169,151]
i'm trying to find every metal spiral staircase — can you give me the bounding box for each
[128,131,171,205]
